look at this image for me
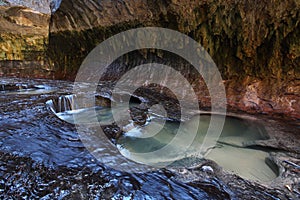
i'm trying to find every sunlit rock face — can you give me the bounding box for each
[0,0,62,78]
[0,1,53,78]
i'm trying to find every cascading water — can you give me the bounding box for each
[46,93,142,125]
[46,94,75,113]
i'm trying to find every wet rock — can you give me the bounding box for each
[0,77,299,199]
[171,159,296,200]
[0,152,239,199]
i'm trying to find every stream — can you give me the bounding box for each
[0,77,298,199]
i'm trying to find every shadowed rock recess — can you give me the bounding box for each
[0,0,299,119]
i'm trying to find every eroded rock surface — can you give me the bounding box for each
[48,0,300,119]
[0,0,299,119]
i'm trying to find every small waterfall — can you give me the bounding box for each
[47,92,144,126]
[58,94,75,112]
[46,94,115,114]
[47,94,76,113]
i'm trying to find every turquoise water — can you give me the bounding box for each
[48,94,277,182]
[117,115,277,182]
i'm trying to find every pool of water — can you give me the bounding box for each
[46,90,277,182]
[117,114,277,182]
[1,77,290,199]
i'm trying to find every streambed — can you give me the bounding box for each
[0,77,299,199]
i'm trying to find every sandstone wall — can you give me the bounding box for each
[48,0,300,119]
[0,5,53,78]
[0,0,299,119]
